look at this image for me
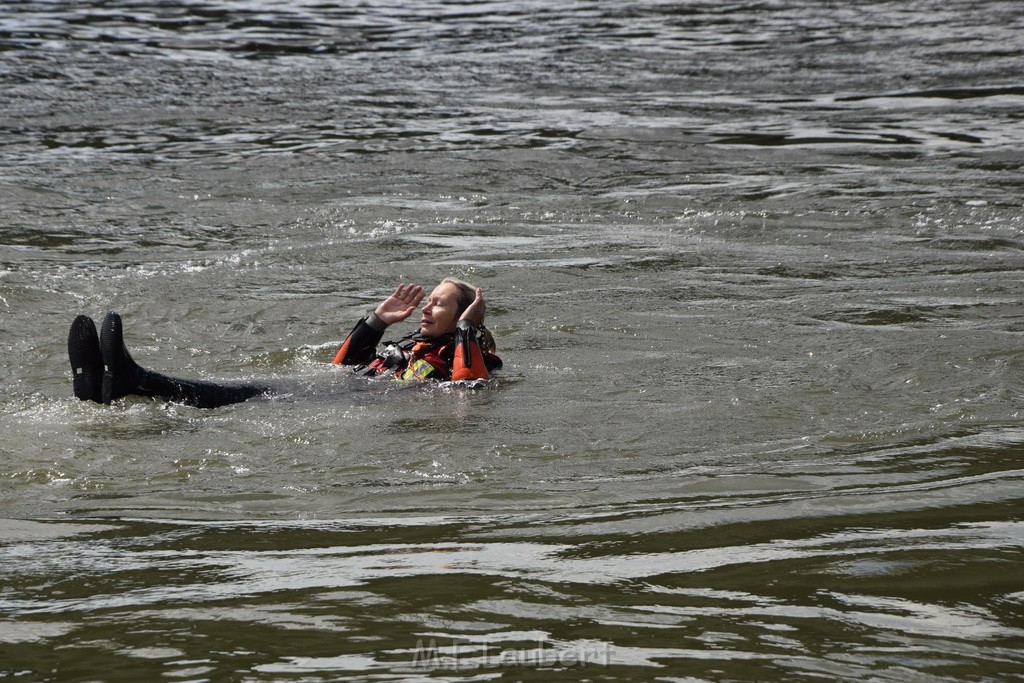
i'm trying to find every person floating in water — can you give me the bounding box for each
[67,278,502,409]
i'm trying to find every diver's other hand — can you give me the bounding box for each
[460,287,486,326]
[375,283,424,325]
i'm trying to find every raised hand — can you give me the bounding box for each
[459,287,486,326]
[374,283,424,326]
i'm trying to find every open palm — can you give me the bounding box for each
[374,283,424,325]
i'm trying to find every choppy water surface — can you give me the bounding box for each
[2,1,1024,680]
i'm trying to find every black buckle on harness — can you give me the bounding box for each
[455,319,477,368]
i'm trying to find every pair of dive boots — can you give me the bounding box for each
[67,313,264,409]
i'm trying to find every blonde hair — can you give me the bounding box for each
[441,277,497,353]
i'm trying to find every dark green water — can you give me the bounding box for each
[2,1,1023,680]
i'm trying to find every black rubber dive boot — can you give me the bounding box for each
[68,315,103,403]
[99,311,146,404]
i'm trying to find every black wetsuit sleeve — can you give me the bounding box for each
[332,314,386,366]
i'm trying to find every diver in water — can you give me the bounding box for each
[67,278,502,409]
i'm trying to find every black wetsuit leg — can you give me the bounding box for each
[99,312,268,409]
[134,369,267,409]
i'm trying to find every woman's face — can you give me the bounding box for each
[419,282,461,337]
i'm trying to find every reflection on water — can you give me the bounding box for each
[2,0,1024,680]
[2,516,1022,679]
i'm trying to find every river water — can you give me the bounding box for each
[2,1,1023,680]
